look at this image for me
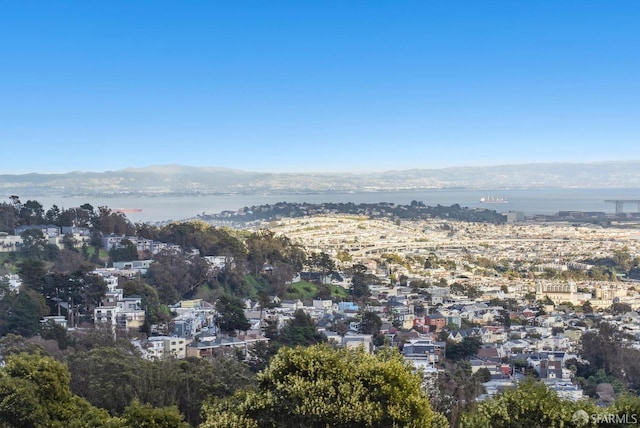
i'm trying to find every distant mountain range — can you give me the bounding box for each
[1,161,639,197]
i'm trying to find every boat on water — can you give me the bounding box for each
[114,208,143,213]
[479,196,508,204]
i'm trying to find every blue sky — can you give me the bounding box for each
[1,1,639,174]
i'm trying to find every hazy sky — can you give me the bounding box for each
[2,1,639,174]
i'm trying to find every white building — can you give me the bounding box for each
[142,336,187,359]
[94,296,146,332]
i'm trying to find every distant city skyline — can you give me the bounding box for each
[2,1,639,174]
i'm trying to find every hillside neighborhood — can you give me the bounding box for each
[3,203,640,416]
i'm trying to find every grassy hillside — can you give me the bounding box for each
[283,280,349,301]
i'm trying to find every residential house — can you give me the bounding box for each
[15,224,61,238]
[281,299,304,311]
[40,316,68,329]
[402,338,446,370]
[0,233,21,252]
[313,299,333,312]
[328,334,374,353]
[186,333,268,360]
[143,336,187,359]
[338,302,359,312]
[426,313,446,332]
[396,313,415,330]
[94,295,146,332]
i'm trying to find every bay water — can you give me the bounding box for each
[11,188,640,224]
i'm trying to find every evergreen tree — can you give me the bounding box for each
[216,295,251,336]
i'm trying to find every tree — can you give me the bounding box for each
[0,288,49,337]
[579,321,640,391]
[66,346,142,415]
[430,361,485,425]
[40,320,71,350]
[17,259,48,292]
[350,263,371,300]
[308,252,336,277]
[446,336,482,362]
[269,260,296,296]
[92,206,134,236]
[247,340,279,374]
[459,379,600,428]
[475,367,491,383]
[358,311,382,335]
[122,279,170,328]
[314,283,332,300]
[216,295,251,336]
[0,202,18,234]
[611,302,632,315]
[204,345,445,427]
[45,205,62,225]
[146,250,213,303]
[277,309,326,347]
[19,200,45,225]
[108,238,139,263]
[66,345,255,426]
[18,228,53,260]
[121,399,189,428]
[54,248,85,273]
[0,353,114,427]
[157,221,246,258]
[245,230,306,276]
[336,250,352,263]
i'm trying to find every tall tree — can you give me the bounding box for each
[18,228,51,260]
[350,263,371,300]
[216,295,251,336]
[446,336,482,362]
[17,259,48,292]
[67,346,255,426]
[0,202,18,233]
[19,200,45,225]
[245,230,305,275]
[44,204,61,224]
[108,238,139,263]
[308,252,336,276]
[146,250,213,303]
[277,309,326,347]
[0,288,49,337]
[358,311,382,335]
[91,206,134,236]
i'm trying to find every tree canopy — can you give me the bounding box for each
[0,353,113,428]
[216,295,251,335]
[459,379,640,428]
[203,345,446,428]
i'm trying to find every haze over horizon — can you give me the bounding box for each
[3,160,640,177]
[2,1,639,175]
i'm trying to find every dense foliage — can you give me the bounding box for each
[460,379,640,428]
[204,345,446,428]
[66,345,255,426]
[575,321,640,394]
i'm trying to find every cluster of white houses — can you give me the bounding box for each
[0,224,183,256]
[1,225,91,252]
